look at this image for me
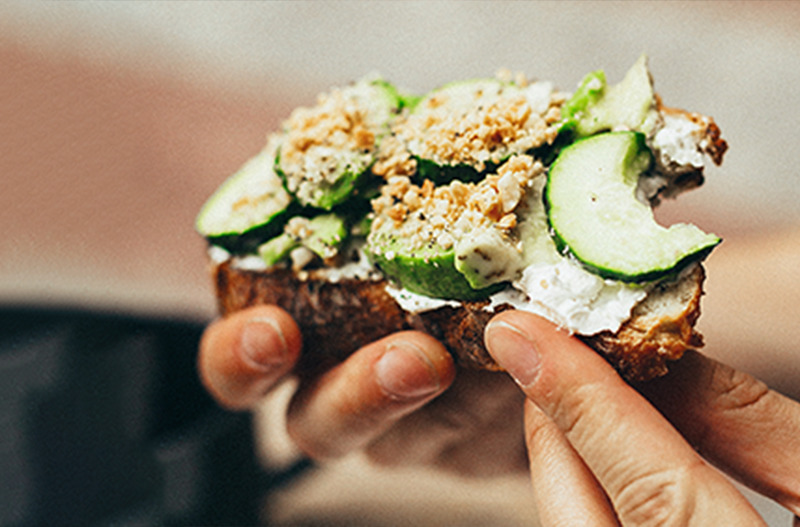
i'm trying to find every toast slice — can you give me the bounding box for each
[213,257,704,382]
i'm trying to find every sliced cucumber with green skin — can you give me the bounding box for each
[402,78,554,185]
[367,226,503,301]
[560,54,659,138]
[276,77,402,210]
[258,213,348,266]
[546,131,720,282]
[196,147,293,252]
[413,156,489,185]
[258,232,297,267]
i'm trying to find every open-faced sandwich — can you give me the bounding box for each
[197,55,727,382]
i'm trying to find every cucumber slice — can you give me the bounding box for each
[276,77,401,210]
[400,78,561,184]
[561,54,659,138]
[303,213,348,260]
[258,213,348,266]
[414,156,489,185]
[367,223,502,301]
[546,132,720,282]
[196,146,293,252]
[258,232,297,267]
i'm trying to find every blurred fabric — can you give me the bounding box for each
[0,307,268,526]
[1,1,798,525]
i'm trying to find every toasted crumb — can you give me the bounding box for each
[393,81,564,172]
[285,217,312,241]
[372,134,417,178]
[278,83,383,204]
[370,155,544,252]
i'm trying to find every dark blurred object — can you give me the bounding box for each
[0,306,263,527]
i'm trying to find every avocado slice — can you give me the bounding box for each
[276,77,402,210]
[400,78,560,185]
[258,232,297,267]
[367,222,503,301]
[454,227,524,289]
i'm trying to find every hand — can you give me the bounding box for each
[484,310,800,526]
[198,305,528,476]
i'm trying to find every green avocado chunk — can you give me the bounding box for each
[561,54,660,138]
[303,213,348,260]
[258,232,297,267]
[546,131,720,282]
[367,223,503,301]
[454,227,524,290]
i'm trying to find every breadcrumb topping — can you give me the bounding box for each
[394,80,565,172]
[370,155,544,253]
[372,133,418,178]
[261,73,569,271]
[278,84,381,204]
[285,216,313,241]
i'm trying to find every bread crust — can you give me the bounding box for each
[214,260,705,382]
[582,265,705,382]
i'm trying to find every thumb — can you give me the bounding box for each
[484,310,764,526]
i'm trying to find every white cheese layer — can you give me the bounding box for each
[387,257,647,336]
[385,286,462,312]
[220,245,382,282]
[651,112,706,170]
[491,259,648,335]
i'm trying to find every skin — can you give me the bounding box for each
[199,305,527,476]
[485,312,800,525]
[198,233,800,524]
[199,306,800,524]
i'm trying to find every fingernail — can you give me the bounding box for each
[240,317,288,370]
[375,341,441,401]
[485,320,541,388]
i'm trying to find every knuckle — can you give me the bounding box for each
[363,442,403,467]
[614,463,702,527]
[285,416,342,460]
[524,404,553,450]
[710,363,771,414]
[547,381,606,441]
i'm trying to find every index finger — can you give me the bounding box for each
[485,311,764,525]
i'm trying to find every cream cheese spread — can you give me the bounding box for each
[386,257,647,336]
[651,112,707,170]
[498,259,648,335]
[384,286,462,313]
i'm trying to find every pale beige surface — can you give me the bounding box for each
[1,2,799,525]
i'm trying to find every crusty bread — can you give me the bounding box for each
[202,73,725,385]
[213,259,705,382]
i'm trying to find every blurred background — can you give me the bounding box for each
[1,1,798,525]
